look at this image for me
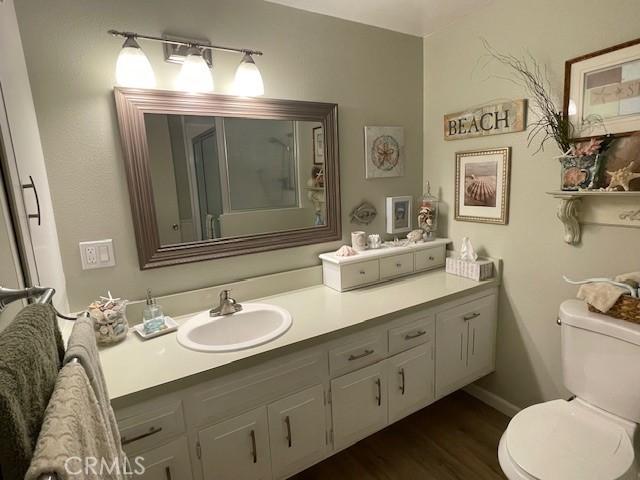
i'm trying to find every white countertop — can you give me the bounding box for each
[98,269,497,400]
[319,238,450,264]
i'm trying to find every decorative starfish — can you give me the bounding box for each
[607,162,640,191]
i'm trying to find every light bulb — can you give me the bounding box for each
[234,53,264,96]
[177,47,214,93]
[115,36,156,88]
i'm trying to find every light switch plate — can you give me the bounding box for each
[79,239,115,270]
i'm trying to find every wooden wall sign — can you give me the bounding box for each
[444,99,527,140]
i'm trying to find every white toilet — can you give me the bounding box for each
[499,299,640,480]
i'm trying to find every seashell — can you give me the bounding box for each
[406,229,424,243]
[466,175,496,203]
[336,245,358,257]
[349,201,377,225]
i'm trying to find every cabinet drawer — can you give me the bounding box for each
[414,246,445,271]
[379,253,414,279]
[117,399,186,455]
[329,334,386,377]
[341,260,380,289]
[388,316,434,355]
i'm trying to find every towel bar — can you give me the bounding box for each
[0,285,77,320]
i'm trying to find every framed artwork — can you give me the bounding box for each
[455,148,511,225]
[312,126,324,165]
[564,37,640,140]
[364,126,404,178]
[385,196,412,234]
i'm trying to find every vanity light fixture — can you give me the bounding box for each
[234,53,264,96]
[108,30,264,95]
[115,35,156,88]
[177,46,214,93]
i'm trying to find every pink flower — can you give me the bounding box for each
[571,137,603,157]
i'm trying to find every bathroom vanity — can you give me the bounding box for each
[99,268,498,480]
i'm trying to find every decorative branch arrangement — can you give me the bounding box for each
[481,40,602,155]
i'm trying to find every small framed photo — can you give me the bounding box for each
[564,37,640,139]
[455,148,511,225]
[312,126,324,165]
[365,126,404,178]
[385,196,412,234]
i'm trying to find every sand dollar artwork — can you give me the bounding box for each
[364,126,405,178]
[371,135,400,171]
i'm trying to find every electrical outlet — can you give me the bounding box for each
[80,239,115,270]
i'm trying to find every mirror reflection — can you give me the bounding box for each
[145,114,326,245]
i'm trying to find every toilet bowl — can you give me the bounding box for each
[498,300,640,480]
[499,398,637,480]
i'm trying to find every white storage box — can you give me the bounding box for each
[446,256,493,281]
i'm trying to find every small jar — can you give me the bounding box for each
[417,182,439,241]
[88,294,129,345]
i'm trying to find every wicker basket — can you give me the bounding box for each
[588,294,640,324]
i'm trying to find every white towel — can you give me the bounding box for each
[577,283,628,313]
[64,315,123,456]
[25,363,124,480]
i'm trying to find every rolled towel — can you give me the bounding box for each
[64,314,123,456]
[25,363,124,480]
[577,283,629,313]
[615,271,640,289]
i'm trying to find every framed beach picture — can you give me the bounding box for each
[312,126,324,165]
[385,196,412,234]
[364,126,404,178]
[455,148,511,225]
[564,37,640,140]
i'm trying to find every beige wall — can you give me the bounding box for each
[424,0,640,408]
[15,0,423,310]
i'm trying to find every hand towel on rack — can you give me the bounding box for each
[64,315,123,455]
[25,362,124,480]
[0,304,64,480]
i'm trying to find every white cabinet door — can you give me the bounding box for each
[133,437,193,480]
[331,361,387,451]
[467,296,498,380]
[388,344,434,423]
[267,385,326,479]
[435,307,469,398]
[198,406,271,480]
[435,294,497,398]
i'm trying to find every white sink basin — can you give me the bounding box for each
[177,303,292,352]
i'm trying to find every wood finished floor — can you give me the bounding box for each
[293,391,509,480]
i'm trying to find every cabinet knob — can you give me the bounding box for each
[359,270,365,275]
[428,256,435,261]
[396,263,402,268]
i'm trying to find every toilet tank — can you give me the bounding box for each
[560,299,640,423]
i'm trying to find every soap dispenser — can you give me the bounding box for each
[143,289,165,334]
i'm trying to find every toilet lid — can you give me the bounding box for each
[506,400,635,480]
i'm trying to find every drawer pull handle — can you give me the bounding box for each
[399,368,406,395]
[348,348,374,361]
[284,415,292,448]
[428,256,435,261]
[396,263,402,268]
[121,426,163,445]
[359,270,366,275]
[375,378,382,406]
[404,330,426,340]
[165,466,172,480]
[463,312,480,321]
[250,429,258,463]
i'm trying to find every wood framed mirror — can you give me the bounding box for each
[114,88,340,269]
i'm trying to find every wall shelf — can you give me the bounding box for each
[546,191,640,245]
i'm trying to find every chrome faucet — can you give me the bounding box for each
[210,289,243,316]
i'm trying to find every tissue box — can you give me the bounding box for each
[446,256,493,281]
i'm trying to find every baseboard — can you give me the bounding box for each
[464,383,521,418]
